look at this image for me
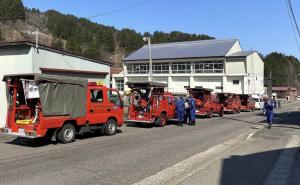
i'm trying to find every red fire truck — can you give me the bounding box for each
[218,93,241,113]
[187,87,223,118]
[239,94,255,112]
[1,74,123,143]
[126,81,176,127]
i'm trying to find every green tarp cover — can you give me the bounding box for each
[35,74,88,118]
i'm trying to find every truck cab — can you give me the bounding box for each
[126,81,176,127]
[187,87,223,118]
[1,74,123,143]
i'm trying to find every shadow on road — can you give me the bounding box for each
[220,147,299,185]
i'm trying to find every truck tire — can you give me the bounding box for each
[57,123,76,144]
[105,119,117,136]
[155,113,167,127]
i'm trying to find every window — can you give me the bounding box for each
[171,62,191,73]
[108,90,121,106]
[115,79,124,91]
[126,64,149,74]
[194,60,224,73]
[90,90,103,103]
[233,80,240,85]
[152,63,169,74]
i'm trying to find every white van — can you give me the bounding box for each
[252,95,263,110]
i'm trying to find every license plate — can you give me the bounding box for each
[138,115,144,118]
[18,128,25,134]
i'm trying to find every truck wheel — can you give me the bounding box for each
[156,114,167,127]
[105,119,117,136]
[57,123,75,144]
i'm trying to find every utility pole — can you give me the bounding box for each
[32,28,39,50]
[267,71,272,98]
[143,36,153,82]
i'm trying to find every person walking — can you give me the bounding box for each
[264,99,274,129]
[188,96,196,126]
[184,98,190,125]
[278,100,281,109]
[176,97,185,126]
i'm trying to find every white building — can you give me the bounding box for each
[0,41,112,127]
[119,39,264,96]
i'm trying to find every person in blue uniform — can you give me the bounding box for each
[176,97,185,126]
[264,99,274,129]
[188,96,196,126]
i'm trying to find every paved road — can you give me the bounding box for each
[0,102,299,185]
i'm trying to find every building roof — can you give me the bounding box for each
[0,41,113,66]
[124,39,238,61]
[272,87,298,91]
[227,50,256,57]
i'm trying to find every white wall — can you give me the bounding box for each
[32,48,111,86]
[226,41,242,55]
[246,52,264,75]
[193,76,223,93]
[0,46,33,127]
[226,59,246,74]
[226,76,244,94]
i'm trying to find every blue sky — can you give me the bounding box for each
[22,0,300,59]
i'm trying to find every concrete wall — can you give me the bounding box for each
[0,46,33,127]
[226,41,242,55]
[226,59,246,74]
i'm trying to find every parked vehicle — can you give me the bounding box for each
[239,94,255,112]
[126,81,176,127]
[1,74,123,143]
[252,95,263,110]
[218,93,241,114]
[187,87,223,118]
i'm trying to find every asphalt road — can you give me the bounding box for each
[0,102,299,185]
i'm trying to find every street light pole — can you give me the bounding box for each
[143,37,153,82]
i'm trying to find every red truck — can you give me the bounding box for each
[239,94,255,112]
[126,81,176,127]
[218,93,241,114]
[1,74,123,143]
[187,87,223,118]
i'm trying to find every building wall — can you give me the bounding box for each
[31,48,110,85]
[226,41,242,55]
[0,46,33,127]
[226,59,246,74]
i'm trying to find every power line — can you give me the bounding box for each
[87,0,151,19]
[285,0,300,53]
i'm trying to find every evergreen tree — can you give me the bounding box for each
[0,0,25,21]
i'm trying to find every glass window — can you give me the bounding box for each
[116,80,124,91]
[108,90,121,106]
[233,80,240,85]
[171,62,191,73]
[126,64,149,74]
[194,60,224,73]
[90,90,103,103]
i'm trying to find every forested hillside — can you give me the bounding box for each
[264,52,300,87]
[0,0,213,65]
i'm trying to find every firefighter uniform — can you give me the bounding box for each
[189,96,196,126]
[176,97,185,126]
[264,100,274,128]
